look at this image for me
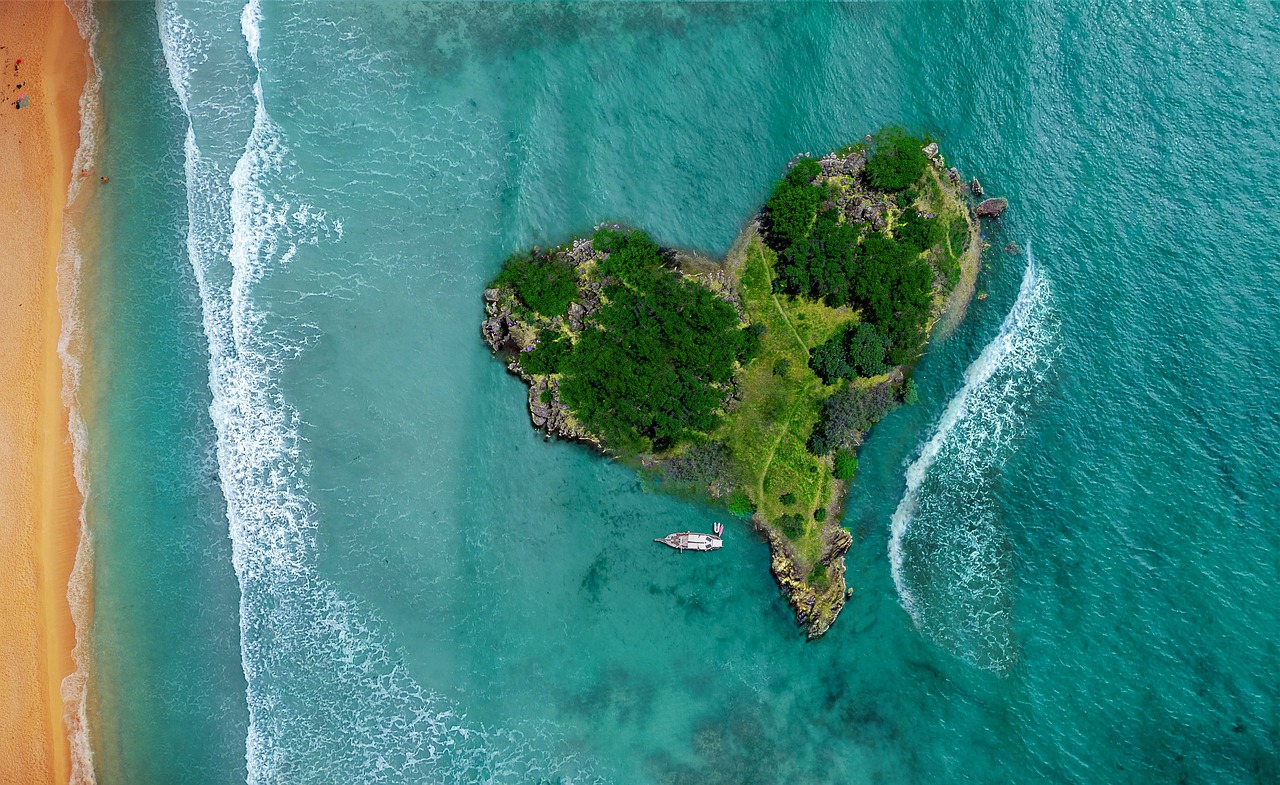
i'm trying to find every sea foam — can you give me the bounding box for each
[59,1,103,781]
[159,1,600,781]
[889,251,1058,672]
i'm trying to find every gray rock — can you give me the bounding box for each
[483,288,501,303]
[923,142,939,158]
[976,197,1009,218]
[481,315,509,350]
[971,178,984,197]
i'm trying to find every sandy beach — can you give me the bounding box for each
[0,3,89,784]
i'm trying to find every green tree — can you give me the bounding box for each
[846,322,891,377]
[775,209,859,305]
[865,128,930,192]
[902,378,920,405]
[763,158,825,252]
[896,208,943,254]
[593,227,662,287]
[808,335,854,384]
[494,253,578,316]
[809,322,890,384]
[853,234,933,365]
[519,330,571,375]
[810,384,898,455]
[557,230,758,453]
[728,492,756,519]
[778,513,806,539]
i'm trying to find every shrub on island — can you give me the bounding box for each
[778,513,806,539]
[727,491,756,519]
[660,441,736,491]
[902,378,920,405]
[519,329,571,375]
[896,207,943,254]
[833,449,858,480]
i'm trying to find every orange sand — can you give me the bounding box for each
[0,3,89,784]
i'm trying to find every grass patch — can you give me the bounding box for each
[719,235,856,569]
[920,169,969,291]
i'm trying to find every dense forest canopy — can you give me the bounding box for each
[493,253,578,317]
[763,128,940,366]
[509,228,759,453]
[864,127,931,191]
[809,322,892,383]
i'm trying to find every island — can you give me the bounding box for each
[482,129,988,638]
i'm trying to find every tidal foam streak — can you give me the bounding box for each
[890,252,1057,672]
[59,1,103,781]
[159,1,599,781]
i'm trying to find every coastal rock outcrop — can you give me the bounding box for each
[819,150,866,177]
[976,197,1009,218]
[923,142,944,168]
[762,523,853,639]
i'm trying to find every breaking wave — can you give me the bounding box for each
[59,1,102,781]
[159,1,600,781]
[889,252,1058,672]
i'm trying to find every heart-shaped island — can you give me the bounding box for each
[482,129,988,638]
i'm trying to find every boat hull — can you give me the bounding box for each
[655,531,723,551]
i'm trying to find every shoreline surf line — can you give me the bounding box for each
[0,2,92,784]
[58,0,103,782]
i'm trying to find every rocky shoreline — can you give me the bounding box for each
[760,518,853,639]
[481,236,609,446]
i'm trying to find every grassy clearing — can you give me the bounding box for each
[919,169,969,291]
[719,234,856,569]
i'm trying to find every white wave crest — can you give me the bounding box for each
[59,1,102,781]
[158,2,601,781]
[889,250,1058,672]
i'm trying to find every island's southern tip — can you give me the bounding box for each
[483,129,985,638]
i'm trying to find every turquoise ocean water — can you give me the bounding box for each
[77,2,1280,783]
